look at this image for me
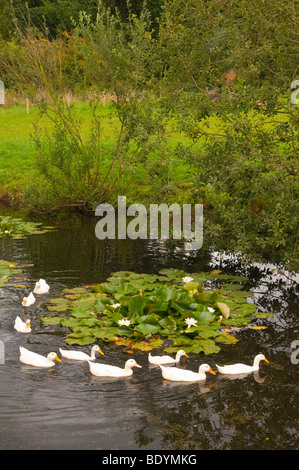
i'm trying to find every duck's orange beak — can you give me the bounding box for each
[99,349,104,356]
[209,368,216,375]
[264,357,269,364]
[184,353,189,358]
[55,355,61,362]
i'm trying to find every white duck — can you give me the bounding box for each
[59,345,104,361]
[33,279,50,294]
[216,354,269,375]
[160,363,216,382]
[148,349,189,365]
[22,292,35,307]
[88,358,142,377]
[14,316,31,333]
[19,346,61,368]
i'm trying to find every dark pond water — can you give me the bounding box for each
[0,214,298,450]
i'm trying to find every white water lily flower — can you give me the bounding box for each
[118,319,131,326]
[184,317,198,328]
[208,307,215,313]
[111,303,121,309]
[182,276,194,284]
[22,292,36,307]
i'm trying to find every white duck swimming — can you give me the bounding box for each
[216,354,269,375]
[59,345,104,361]
[22,292,35,307]
[148,349,189,365]
[19,346,61,368]
[14,316,31,333]
[33,279,50,294]
[88,358,142,377]
[160,363,216,382]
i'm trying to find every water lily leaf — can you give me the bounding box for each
[40,316,64,325]
[224,317,251,326]
[254,311,273,318]
[131,338,163,351]
[70,309,93,319]
[216,302,230,319]
[147,301,168,314]
[47,297,70,312]
[165,339,220,355]
[66,335,95,345]
[114,338,133,346]
[60,317,80,327]
[194,309,216,324]
[111,311,124,324]
[90,284,104,293]
[194,326,220,339]
[92,326,119,340]
[100,282,118,294]
[211,269,223,275]
[248,325,268,330]
[159,316,177,331]
[129,295,146,318]
[159,268,184,278]
[115,283,139,296]
[76,317,99,327]
[190,273,209,283]
[215,334,238,344]
[137,313,161,325]
[94,299,109,312]
[116,325,134,336]
[63,287,87,294]
[171,301,195,314]
[155,285,178,302]
[220,283,245,291]
[195,291,219,304]
[134,322,161,337]
[230,304,256,317]
[169,335,193,347]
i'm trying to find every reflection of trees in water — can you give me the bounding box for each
[0,217,213,285]
[135,367,298,449]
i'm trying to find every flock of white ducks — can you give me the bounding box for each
[15,278,270,381]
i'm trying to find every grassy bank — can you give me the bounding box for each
[0,101,112,201]
[0,100,193,207]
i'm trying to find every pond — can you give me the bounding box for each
[0,214,298,450]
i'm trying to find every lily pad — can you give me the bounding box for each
[134,322,161,337]
[45,268,273,355]
[47,297,71,312]
[129,295,147,318]
[216,302,230,319]
[0,215,55,239]
[66,335,96,346]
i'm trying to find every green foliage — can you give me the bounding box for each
[0,215,54,239]
[0,0,298,266]
[0,259,22,287]
[25,101,131,211]
[40,268,273,354]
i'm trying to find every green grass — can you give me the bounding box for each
[0,105,37,196]
[0,101,118,199]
